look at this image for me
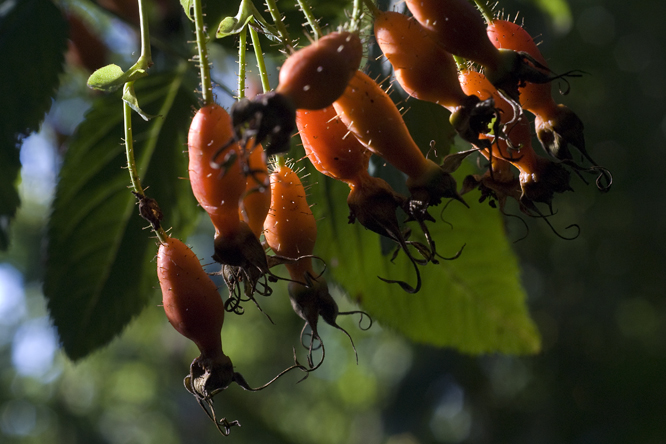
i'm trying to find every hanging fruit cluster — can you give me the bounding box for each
[148,0,612,435]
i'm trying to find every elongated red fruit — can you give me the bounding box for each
[264,163,317,279]
[297,106,409,243]
[277,31,364,110]
[158,236,248,435]
[404,0,552,103]
[486,19,548,108]
[486,18,605,183]
[296,106,371,183]
[405,0,498,66]
[297,107,404,244]
[297,106,428,292]
[240,144,271,239]
[157,237,225,359]
[374,11,467,109]
[333,70,462,211]
[373,10,496,147]
[188,103,269,307]
[230,31,364,156]
[263,163,364,367]
[188,104,245,238]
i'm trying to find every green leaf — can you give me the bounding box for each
[530,0,573,34]
[87,63,148,92]
[308,162,541,355]
[0,0,68,250]
[122,83,158,121]
[215,0,277,39]
[45,70,200,360]
[216,15,251,39]
[180,0,194,21]
[0,145,21,250]
[401,97,456,157]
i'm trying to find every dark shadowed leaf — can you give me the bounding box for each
[0,0,68,250]
[0,146,20,250]
[401,97,456,158]
[44,70,200,360]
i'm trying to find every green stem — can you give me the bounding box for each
[264,0,292,49]
[238,27,247,99]
[472,0,494,24]
[249,21,271,93]
[350,0,362,32]
[361,0,381,17]
[193,0,213,105]
[453,55,467,71]
[122,82,167,243]
[137,0,152,64]
[120,0,152,84]
[123,84,142,197]
[276,154,286,167]
[296,0,322,38]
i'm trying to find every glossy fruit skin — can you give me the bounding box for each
[240,145,271,239]
[486,19,547,64]
[486,19,589,165]
[374,11,469,110]
[297,107,410,244]
[263,164,320,333]
[263,163,359,366]
[188,104,245,238]
[486,19,550,114]
[188,104,269,278]
[404,0,556,105]
[404,0,501,70]
[157,237,224,358]
[296,107,371,183]
[276,31,364,110]
[333,70,433,180]
[263,164,317,280]
[333,70,459,209]
[374,10,496,148]
[230,32,363,157]
[459,69,515,122]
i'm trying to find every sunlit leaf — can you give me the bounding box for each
[87,63,148,92]
[215,0,277,39]
[0,0,68,250]
[45,70,200,360]
[307,161,540,355]
[216,15,253,39]
[180,0,194,21]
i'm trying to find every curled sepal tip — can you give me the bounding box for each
[183,354,240,436]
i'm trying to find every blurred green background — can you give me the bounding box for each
[1,0,665,442]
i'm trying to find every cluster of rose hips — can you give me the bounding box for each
[156,0,611,435]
